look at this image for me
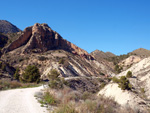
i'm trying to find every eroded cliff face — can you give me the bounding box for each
[3,23,93,60]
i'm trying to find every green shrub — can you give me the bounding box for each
[126,71,133,78]
[48,69,60,80]
[112,77,119,83]
[115,65,122,74]
[13,68,20,80]
[22,65,40,83]
[0,62,6,71]
[43,92,58,105]
[48,69,67,89]
[59,58,65,64]
[112,76,132,90]
[118,76,132,90]
[61,78,69,86]
[49,79,63,89]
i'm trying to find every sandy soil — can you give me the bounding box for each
[0,86,48,113]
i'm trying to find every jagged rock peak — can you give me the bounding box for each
[3,23,94,60]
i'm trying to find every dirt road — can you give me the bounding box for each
[0,86,48,113]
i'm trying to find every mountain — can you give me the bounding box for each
[91,50,116,59]
[3,23,93,60]
[1,23,114,78]
[130,48,150,58]
[0,20,21,34]
[90,50,116,72]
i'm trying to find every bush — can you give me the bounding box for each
[43,92,58,105]
[22,65,40,83]
[59,58,65,64]
[112,77,120,83]
[13,68,20,80]
[118,76,132,90]
[112,76,132,90]
[115,65,122,74]
[126,71,133,78]
[49,79,63,89]
[48,69,60,80]
[48,69,66,89]
[0,62,6,71]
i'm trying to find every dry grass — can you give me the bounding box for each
[0,80,40,90]
[45,86,136,113]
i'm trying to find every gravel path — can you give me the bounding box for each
[0,86,48,113]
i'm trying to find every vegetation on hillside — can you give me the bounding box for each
[106,54,130,65]
[48,69,68,89]
[0,80,40,90]
[112,76,132,90]
[21,65,40,83]
[126,71,133,78]
[13,67,20,80]
[114,64,123,74]
[35,85,135,113]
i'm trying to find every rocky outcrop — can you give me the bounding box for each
[0,34,8,48]
[4,23,93,60]
[118,57,150,99]
[119,55,141,70]
[98,83,149,112]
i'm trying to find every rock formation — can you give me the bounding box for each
[3,23,93,60]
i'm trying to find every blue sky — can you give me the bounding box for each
[1,0,150,55]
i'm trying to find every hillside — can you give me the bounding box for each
[91,50,116,59]
[91,50,115,72]
[1,23,114,79]
[0,20,21,34]
[98,57,150,112]
[130,48,150,58]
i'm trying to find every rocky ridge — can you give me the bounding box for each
[3,23,93,60]
[1,23,114,78]
[119,55,142,70]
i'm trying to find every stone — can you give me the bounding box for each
[3,23,93,60]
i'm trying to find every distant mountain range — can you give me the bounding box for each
[130,48,150,58]
[91,49,116,59]
[0,20,21,34]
